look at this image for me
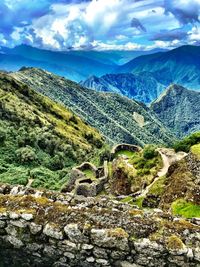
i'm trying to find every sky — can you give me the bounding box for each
[0,0,200,51]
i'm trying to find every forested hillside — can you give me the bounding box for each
[0,72,104,190]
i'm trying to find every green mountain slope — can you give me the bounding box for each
[151,84,200,137]
[0,72,104,190]
[12,67,175,146]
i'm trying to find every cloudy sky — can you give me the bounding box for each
[0,0,200,51]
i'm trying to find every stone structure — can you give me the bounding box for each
[62,161,108,197]
[111,144,142,159]
[0,183,200,267]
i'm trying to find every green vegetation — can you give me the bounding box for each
[120,196,133,203]
[120,195,145,209]
[191,144,200,159]
[115,150,136,158]
[112,145,162,195]
[173,132,200,152]
[129,145,162,177]
[171,199,200,218]
[132,196,145,209]
[82,169,96,180]
[0,73,104,190]
[148,176,166,196]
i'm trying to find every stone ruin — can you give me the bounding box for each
[62,161,108,197]
[62,143,142,197]
[111,143,142,159]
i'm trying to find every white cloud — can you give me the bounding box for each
[4,0,200,51]
[90,40,143,51]
[188,26,200,41]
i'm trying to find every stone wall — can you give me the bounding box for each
[0,184,200,267]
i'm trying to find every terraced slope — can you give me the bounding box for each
[12,68,175,146]
[0,72,104,189]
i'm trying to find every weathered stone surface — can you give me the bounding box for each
[5,235,24,248]
[64,223,88,243]
[59,240,77,253]
[21,213,34,221]
[29,222,43,235]
[0,220,6,228]
[43,223,64,240]
[91,228,129,251]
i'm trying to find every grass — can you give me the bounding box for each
[120,196,133,203]
[171,199,200,218]
[148,176,166,196]
[191,144,200,159]
[132,196,145,209]
[115,150,136,158]
[120,196,144,209]
[82,169,96,180]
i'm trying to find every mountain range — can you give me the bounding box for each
[1,44,200,105]
[11,67,175,146]
[117,45,200,90]
[80,45,200,104]
[0,45,116,82]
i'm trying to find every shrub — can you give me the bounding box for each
[0,128,6,144]
[143,145,158,159]
[49,152,65,171]
[99,148,111,164]
[16,146,37,164]
[173,132,200,153]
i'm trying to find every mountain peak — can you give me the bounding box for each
[151,84,200,137]
[153,84,186,104]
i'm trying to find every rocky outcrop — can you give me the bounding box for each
[0,183,200,267]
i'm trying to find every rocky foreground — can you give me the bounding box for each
[0,184,200,267]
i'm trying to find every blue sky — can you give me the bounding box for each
[0,0,200,51]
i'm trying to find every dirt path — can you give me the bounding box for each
[26,179,34,188]
[138,148,187,198]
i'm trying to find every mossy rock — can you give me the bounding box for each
[191,144,200,160]
[167,235,185,250]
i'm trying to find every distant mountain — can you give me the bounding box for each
[0,72,104,189]
[151,84,200,137]
[117,45,200,91]
[12,67,175,146]
[81,72,165,104]
[0,45,116,82]
[70,48,168,65]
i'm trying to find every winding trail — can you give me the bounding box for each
[137,148,187,198]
